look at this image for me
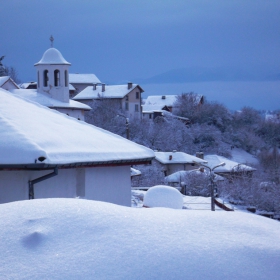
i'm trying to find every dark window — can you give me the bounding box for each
[136,92,139,99]
[135,104,139,112]
[54,70,60,86]
[149,113,152,119]
[125,95,129,101]
[44,70,48,87]
[65,70,68,86]
[125,102,129,111]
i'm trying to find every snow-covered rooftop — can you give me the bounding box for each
[1,198,279,279]
[69,73,101,84]
[0,76,9,86]
[74,84,143,100]
[34,48,71,65]
[0,76,19,89]
[165,169,224,183]
[204,154,256,173]
[155,151,207,164]
[142,95,177,112]
[0,88,154,166]
[9,89,91,110]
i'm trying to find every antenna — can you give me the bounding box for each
[50,35,54,47]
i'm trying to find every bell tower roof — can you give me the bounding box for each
[34,48,71,66]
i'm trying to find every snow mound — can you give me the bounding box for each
[1,198,280,279]
[143,185,183,209]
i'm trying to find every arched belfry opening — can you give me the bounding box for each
[54,69,60,87]
[44,70,49,87]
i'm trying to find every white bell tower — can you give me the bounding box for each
[35,36,71,102]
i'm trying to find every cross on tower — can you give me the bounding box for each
[50,35,54,47]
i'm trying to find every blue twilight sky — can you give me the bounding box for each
[1,0,280,109]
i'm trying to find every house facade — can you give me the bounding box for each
[73,82,144,119]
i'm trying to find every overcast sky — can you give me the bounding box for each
[1,0,279,82]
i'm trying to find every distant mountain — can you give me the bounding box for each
[134,67,280,84]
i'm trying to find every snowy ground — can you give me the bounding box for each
[1,198,279,280]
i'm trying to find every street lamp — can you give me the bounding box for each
[117,114,130,140]
[193,161,226,211]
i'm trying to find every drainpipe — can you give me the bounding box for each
[28,167,58,199]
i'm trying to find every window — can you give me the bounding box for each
[135,104,139,112]
[54,70,60,87]
[44,70,48,87]
[149,113,152,119]
[125,102,129,111]
[64,70,68,86]
[125,95,129,101]
[136,92,139,99]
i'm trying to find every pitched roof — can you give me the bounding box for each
[155,151,207,164]
[204,155,256,173]
[73,84,143,100]
[69,74,101,84]
[142,95,177,112]
[0,88,154,167]
[165,169,224,183]
[9,89,91,110]
[0,76,19,89]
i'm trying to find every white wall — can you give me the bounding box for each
[0,166,132,206]
[55,108,86,121]
[0,169,76,203]
[85,166,131,207]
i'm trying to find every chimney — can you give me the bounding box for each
[93,84,97,90]
[196,152,204,159]
[128,82,132,89]
[102,83,105,92]
[169,155,172,160]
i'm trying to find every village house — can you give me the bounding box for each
[69,73,101,98]
[73,82,144,119]
[0,76,19,90]
[203,154,256,179]
[0,88,154,206]
[154,151,207,176]
[8,47,91,121]
[142,94,203,120]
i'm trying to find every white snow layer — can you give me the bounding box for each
[143,185,183,209]
[0,198,279,280]
[34,48,70,65]
[0,89,154,164]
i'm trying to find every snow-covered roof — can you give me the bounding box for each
[0,88,154,166]
[0,76,19,89]
[0,76,9,86]
[1,198,280,279]
[165,169,224,183]
[69,83,75,90]
[34,48,71,65]
[155,151,207,164]
[69,74,101,84]
[131,167,141,177]
[142,95,177,112]
[19,82,37,89]
[204,155,256,173]
[74,84,143,100]
[9,89,91,110]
